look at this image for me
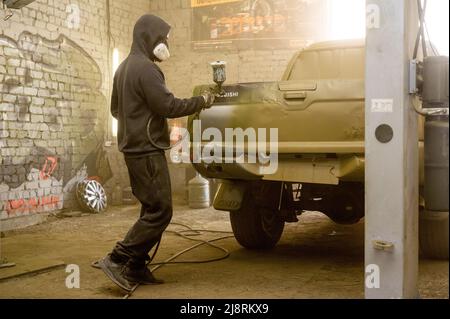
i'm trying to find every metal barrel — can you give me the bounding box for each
[424,116,449,211]
[422,56,449,109]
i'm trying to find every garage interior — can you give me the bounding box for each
[0,0,448,300]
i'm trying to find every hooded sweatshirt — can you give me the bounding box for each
[111,14,206,156]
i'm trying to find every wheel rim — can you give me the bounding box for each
[76,179,107,213]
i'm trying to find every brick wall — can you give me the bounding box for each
[0,0,150,229]
[0,0,328,229]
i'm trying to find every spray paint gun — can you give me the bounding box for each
[146,61,228,151]
[210,61,227,96]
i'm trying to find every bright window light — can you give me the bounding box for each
[327,0,448,56]
[425,0,449,56]
[329,0,366,40]
[112,48,120,137]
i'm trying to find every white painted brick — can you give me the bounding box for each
[26,181,40,190]
[32,97,45,105]
[7,139,19,147]
[38,89,49,97]
[16,147,31,156]
[7,58,21,67]
[39,123,49,131]
[23,123,39,130]
[30,70,43,79]
[24,87,38,96]
[39,179,53,188]
[3,112,17,121]
[37,188,44,197]
[12,156,24,165]
[8,86,23,95]
[0,130,9,138]
[3,94,16,103]
[4,47,20,57]
[29,106,43,114]
[0,103,14,112]
[31,115,44,123]
[28,131,42,139]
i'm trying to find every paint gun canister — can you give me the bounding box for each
[210,61,227,96]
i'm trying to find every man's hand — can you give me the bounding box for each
[201,91,215,109]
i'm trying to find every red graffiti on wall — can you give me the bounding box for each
[6,196,60,216]
[39,156,58,180]
[2,156,61,216]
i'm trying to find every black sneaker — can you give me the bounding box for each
[98,255,133,292]
[123,265,164,285]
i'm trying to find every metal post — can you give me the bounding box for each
[365,0,419,298]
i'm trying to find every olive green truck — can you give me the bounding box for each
[189,39,448,259]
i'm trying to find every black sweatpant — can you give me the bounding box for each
[111,152,173,268]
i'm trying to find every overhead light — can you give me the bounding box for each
[112,48,120,138]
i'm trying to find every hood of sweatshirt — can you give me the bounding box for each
[130,14,171,61]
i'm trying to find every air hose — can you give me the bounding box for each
[123,222,234,299]
[146,111,200,151]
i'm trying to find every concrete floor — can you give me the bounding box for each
[0,203,448,299]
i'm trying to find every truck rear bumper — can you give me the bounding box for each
[191,141,424,185]
[193,155,365,185]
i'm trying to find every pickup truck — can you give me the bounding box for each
[188,39,446,259]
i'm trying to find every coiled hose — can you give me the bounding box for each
[123,222,234,299]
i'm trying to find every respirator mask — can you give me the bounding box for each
[153,32,170,62]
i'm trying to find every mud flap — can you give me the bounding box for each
[213,180,248,211]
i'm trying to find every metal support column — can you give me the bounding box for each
[365,0,419,298]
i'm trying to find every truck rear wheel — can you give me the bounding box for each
[419,210,449,260]
[230,195,284,249]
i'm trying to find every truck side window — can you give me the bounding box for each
[289,50,338,80]
[289,51,319,80]
[288,47,364,80]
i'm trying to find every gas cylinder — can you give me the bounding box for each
[188,174,210,209]
[424,117,449,211]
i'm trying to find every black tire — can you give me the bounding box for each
[230,195,284,249]
[419,210,449,260]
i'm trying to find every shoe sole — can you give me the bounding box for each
[124,275,165,286]
[98,259,133,292]
[130,280,165,286]
[91,260,101,269]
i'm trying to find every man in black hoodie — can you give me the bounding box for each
[99,14,215,292]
